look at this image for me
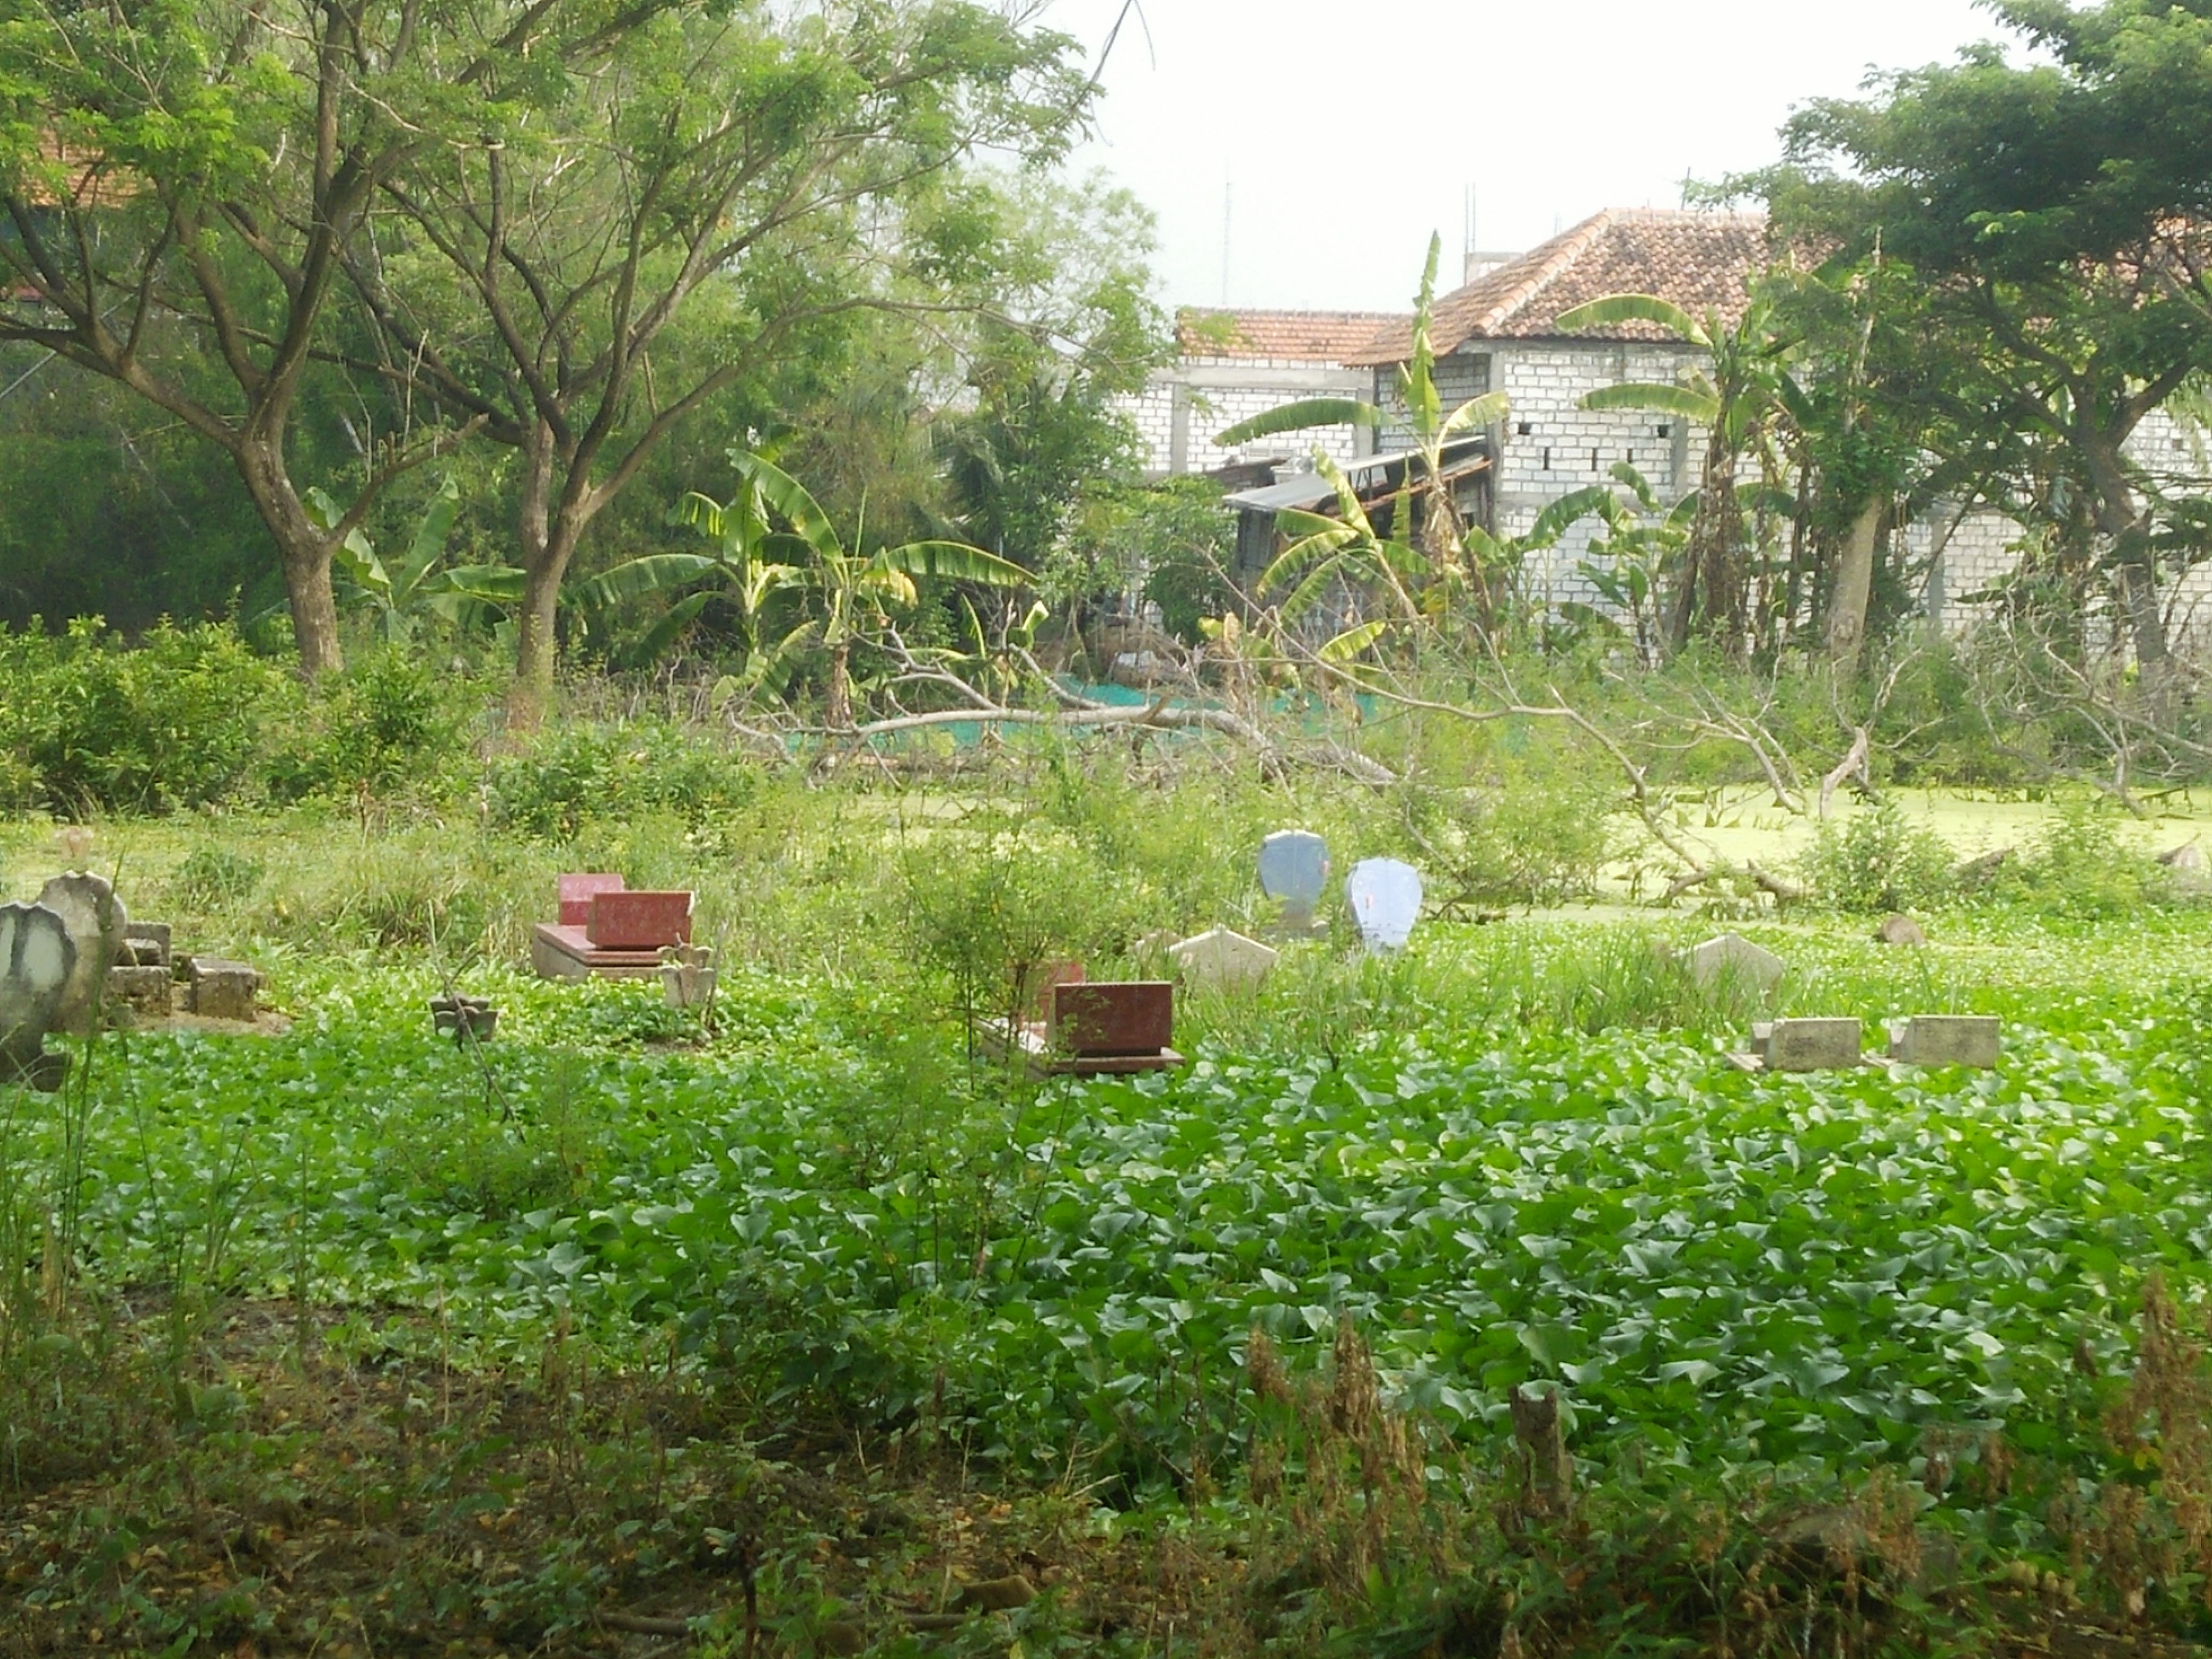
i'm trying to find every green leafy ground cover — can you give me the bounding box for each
[6,800,2212,1655]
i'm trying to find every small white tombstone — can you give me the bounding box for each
[1259,831,1330,928]
[1688,932,1785,994]
[1345,858,1422,951]
[0,902,76,1089]
[660,943,716,1010]
[1169,927,1278,992]
[36,872,127,1035]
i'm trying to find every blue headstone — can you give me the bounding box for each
[1345,858,1422,951]
[1259,830,1329,926]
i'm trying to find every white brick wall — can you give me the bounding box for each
[1119,355,1373,476]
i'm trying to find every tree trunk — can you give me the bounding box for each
[825,639,852,730]
[1667,426,1742,657]
[233,435,343,677]
[508,430,568,732]
[2081,433,2168,680]
[1826,498,1883,672]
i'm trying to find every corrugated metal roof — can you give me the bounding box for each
[1224,439,1489,515]
[1347,209,1769,363]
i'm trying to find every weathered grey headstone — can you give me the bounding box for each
[105,966,173,1023]
[1752,1017,1863,1071]
[1689,932,1785,994]
[36,872,127,1035]
[1874,913,1926,947]
[121,921,172,969]
[1259,831,1330,928]
[1888,1015,2001,1068]
[1169,927,1278,992]
[1345,858,1422,951]
[186,957,262,1022]
[0,902,76,1091]
[659,942,716,1010]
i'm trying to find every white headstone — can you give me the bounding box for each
[1169,927,1279,992]
[1345,858,1422,951]
[1259,831,1330,927]
[0,902,76,1066]
[1688,932,1784,994]
[37,872,127,1035]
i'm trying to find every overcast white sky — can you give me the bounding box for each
[1040,0,2018,312]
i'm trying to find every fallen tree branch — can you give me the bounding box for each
[1819,727,1869,820]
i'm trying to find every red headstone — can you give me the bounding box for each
[586,890,694,949]
[1027,959,1085,1019]
[1049,982,1172,1057]
[557,873,626,926]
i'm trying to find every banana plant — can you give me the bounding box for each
[316,475,471,643]
[1213,232,1512,633]
[723,452,1032,727]
[1555,292,1800,655]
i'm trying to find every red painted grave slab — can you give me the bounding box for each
[586,890,693,949]
[557,874,626,926]
[1050,981,1172,1058]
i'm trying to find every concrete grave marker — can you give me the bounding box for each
[660,943,716,1010]
[1745,1018,1863,1072]
[1259,831,1330,928]
[0,903,76,1091]
[1689,932,1785,994]
[1888,1015,2000,1068]
[1169,927,1278,992]
[186,956,263,1022]
[1345,858,1422,951]
[36,872,127,1035]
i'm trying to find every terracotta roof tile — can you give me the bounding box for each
[1346,210,1771,363]
[1177,307,1411,363]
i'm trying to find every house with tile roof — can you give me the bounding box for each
[1121,307,1409,479]
[1342,208,1769,616]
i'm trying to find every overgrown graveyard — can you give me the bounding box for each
[5,734,2212,1658]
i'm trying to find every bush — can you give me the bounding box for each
[0,618,297,814]
[1800,797,1956,913]
[2002,797,2167,917]
[264,649,475,804]
[484,719,762,839]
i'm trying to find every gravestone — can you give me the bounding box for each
[36,872,127,1035]
[1169,927,1278,992]
[1345,858,1422,952]
[105,966,173,1023]
[1874,914,1926,947]
[121,921,172,969]
[1259,831,1330,929]
[430,993,498,1043]
[660,943,716,1010]
[1689,932,1785,994]
[186,956,262,1022]
[0,902,76,1091]
[1888,1015,2000,1068]
[1749,1018,1863,1071]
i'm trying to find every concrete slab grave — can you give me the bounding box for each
[1345,858,1422,951]
[982,981,1183,1076]
[1735,1018,1864,1073]
[532,877,698,979]
[1169,927,1278,992]
[1889,1015,2001,1068]
[0,901,76,1092]
[186,957,264,1022]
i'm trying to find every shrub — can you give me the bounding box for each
[484,719,760,839]
[0,618,296,814]
[2002,797,2167,917]
[263,649,475,803]
[170,845,265,909]
[1800,797,1956,913]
